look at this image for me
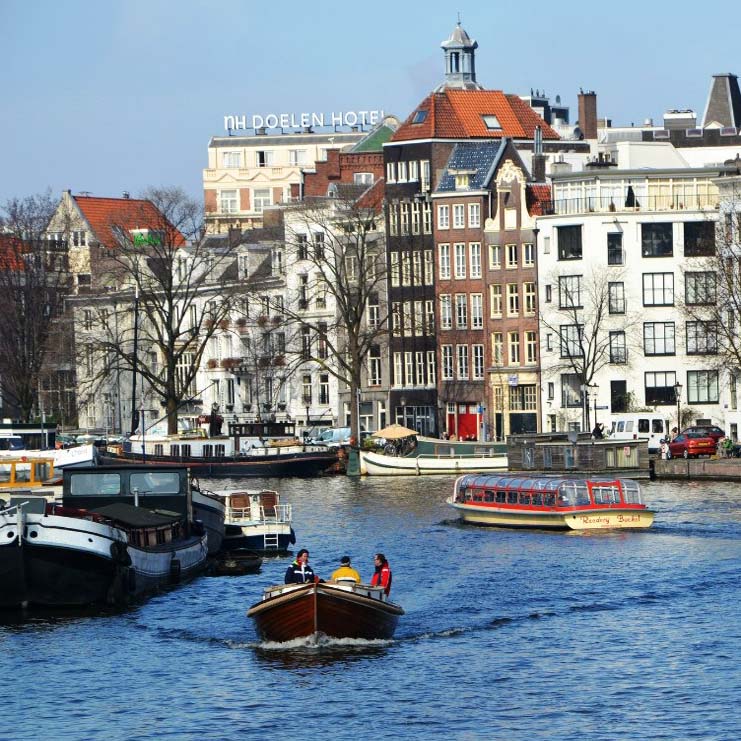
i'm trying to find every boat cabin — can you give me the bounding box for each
[0,457,56,489]
[225,490,290,524]
[62,466,192,522]
[454,474,645,510]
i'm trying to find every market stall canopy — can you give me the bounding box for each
[372,424,418,440]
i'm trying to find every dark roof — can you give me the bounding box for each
[703,73,741,128]
[436,141,504,192]
[92,502,182,528]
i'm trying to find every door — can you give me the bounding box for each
[611,380,628,413]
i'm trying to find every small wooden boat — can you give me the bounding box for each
[360,435,507,476]
[247,580,404,642]
[448,474,654,530]
[209,549,263,576]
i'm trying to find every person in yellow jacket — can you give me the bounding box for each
[331,555,361,583]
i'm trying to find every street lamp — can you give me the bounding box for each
[580,384,589,431]
[674,381,683,432]
[399,396,406,426]
[590,383,599,427]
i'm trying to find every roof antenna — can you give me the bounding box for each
[457,11,462,24]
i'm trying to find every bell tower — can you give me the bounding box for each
[438,21,482,91]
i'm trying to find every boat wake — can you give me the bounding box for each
[255,633,394,650]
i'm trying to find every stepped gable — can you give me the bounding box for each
[74,195,187,248]
[392,89,559,142]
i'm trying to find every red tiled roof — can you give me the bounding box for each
[356,177,386,212]
[527,184,552,216]
[392,89,559,142]
[73,196,187,248]
[0,234,25,270]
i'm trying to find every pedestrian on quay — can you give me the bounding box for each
[284,548,318,584]
[592,423,604,439]
[371,553,392,596]
[331,555,361,583]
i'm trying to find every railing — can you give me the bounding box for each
[228,502,291,524]
[542,194,720,216]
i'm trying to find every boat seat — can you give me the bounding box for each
[259,490,278,518]
[230,493,251,511]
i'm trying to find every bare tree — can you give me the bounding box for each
[0,191,70,421]
[540,267,638,429]
[281,194,389,443]
[79,187,245,434]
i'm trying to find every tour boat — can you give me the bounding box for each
[0,465,208,609]
[448,474,655,530]
[217,489,296,553]
[0,456,60,500]
[99,420,337,478]
[247,580,404,642]
[360,435,507,476]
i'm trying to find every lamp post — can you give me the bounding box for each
[590,383,599,427]
[674,381,683,433]
[400,396,406,426]
[580,384,589,432]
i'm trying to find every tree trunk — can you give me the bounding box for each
[167,397,178,435]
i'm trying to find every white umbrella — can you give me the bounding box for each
[372,423,418,440]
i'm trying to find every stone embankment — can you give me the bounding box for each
[653,457,741,481]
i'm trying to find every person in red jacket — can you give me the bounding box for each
[371,553,392,595]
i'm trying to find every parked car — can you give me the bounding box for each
[680,425,725,443]
[309,427,371,448]
[666,432,717,459]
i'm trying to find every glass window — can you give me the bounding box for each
[491,333,503,364]
[641,223,673,257]
[469,243,481,278]
[490,285,502,317]
[557,225,582,260]
[489,244,501,269]
[472,345,484,379]
[506,244,518,268]
[439,244,451,279]
[441,346,453,380]
[560,325,583,358]
[468,204,481,228]
[644,322,675,355]
[559,275,582,308]
[508,332,520,364]
[608,282,625,314]
[131,472,181,494]
[686,321,718,355]
[645,371,677,405]
[561,374,581,407]
[607,233,623,265]
[523,243,535,266]
[219,190,238,213]
[455,294,467,328]
[684,221,715,257]
[685,272,716,305]
[456,345,469,379]
[609,331,627,363]
[643,273,674,306]
[453,204,465,228]
[471,294,483,329]
[524,283,536,315]
[223,151,241,168]
[507,284,519,316]
[440,295,452,330]
[687,370,719,403]
[438,205,450,229]
[253,189,271,212]
[454,243,466,278]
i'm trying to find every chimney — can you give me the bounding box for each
[122,191,130,199]
[532,126,546,182]
[578,90,598,139]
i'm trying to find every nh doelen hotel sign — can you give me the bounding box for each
[224,109,385,132]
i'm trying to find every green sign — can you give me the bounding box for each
[132,232,162,247]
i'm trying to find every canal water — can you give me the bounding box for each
[2,476,740,740]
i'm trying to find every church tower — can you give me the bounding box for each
[436,21,483,91]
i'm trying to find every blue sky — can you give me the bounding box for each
[2,0,739,205]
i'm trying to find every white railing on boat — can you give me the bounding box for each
[228,503,292,524]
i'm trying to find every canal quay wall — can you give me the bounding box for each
[653,457,741,481]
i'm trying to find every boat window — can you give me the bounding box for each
[506,491,518,504]
[496,491,506,503]
[621,480,642,504]
[532,493,543,506]
[473,489,484,502]
[131,472,181,495]
[592,485,620,505]
[484,491,495,503]
[154,444,164,456]
[69,473,121,496]
[518,492,531,506]
[215,445,226,458]
[574,483,590,505]
[181,444,192,457]
[170,444,180,457]
[203,444,213,457]
[543,493,555,506]
[464,490,473,501]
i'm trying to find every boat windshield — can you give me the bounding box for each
[620,480,642,504]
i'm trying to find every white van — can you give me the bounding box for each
[608,414,670,453]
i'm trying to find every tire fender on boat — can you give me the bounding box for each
[110,540,131,566]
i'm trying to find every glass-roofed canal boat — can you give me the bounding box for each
[447,474,655,530]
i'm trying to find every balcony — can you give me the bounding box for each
[543,193,720,217]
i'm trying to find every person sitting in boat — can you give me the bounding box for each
[331,555,361,583]
[284,548,318,584]
[371,553,392,596]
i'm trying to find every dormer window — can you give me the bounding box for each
[482,114,502,130]
[455,174,471,190]
[412,110,428,124]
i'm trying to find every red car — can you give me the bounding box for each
[680,425,725,443]
[667,432,717,459]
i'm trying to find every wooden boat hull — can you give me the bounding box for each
[447,499,655,530]
[360,449,507,476]
[248,582,404,642]
[98,450,337,478]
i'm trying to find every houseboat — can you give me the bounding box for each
[248,580,404,642]
[359,436,507,476]
[100,421,337,478]
[0,465,208,609]
[448,474,655,530]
